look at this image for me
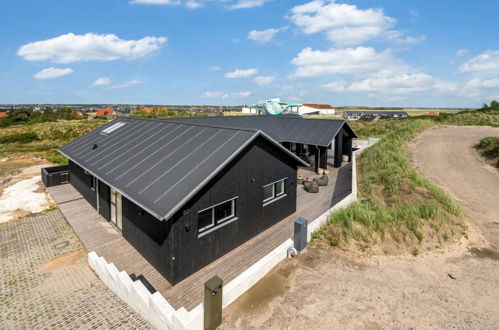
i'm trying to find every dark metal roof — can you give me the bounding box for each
[164,115,357,147]
[59,117,307,220]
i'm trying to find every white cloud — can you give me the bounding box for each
[248,27,286,43]
[459,50,499,73]
[225,68,258,78]
[208,66,221,71]
[108,80,142,89]
[18,33,167,63]
[33,67,73,80]
[461,78,499,98]
[233,91,252,98]
[93,77,111,86]
[291,46,408,77]
[323,73,460,97]
[228,0,270,9]
[201,91,229,99]
[456,48,468,57]
[289,0,423,46]
[254,75,276,85]
[384,30,426,44]
[185,0,202,9]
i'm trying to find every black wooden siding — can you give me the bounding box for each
[69,160,97,209]
[69,160,111,221]
[119,136,298,284]
[169,136,297,283]
[122,197,175,281]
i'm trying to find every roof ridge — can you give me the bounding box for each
[119,116,260,133]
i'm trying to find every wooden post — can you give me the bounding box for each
[204,276,223,330]
[334,130,343,168]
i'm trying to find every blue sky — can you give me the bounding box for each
[1,0,499,107]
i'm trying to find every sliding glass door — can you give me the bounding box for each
[110,188,123,231]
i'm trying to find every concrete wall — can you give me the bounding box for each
[87,138,378,330]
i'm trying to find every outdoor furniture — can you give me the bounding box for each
[313,174,328,186]
[303,181,319,193]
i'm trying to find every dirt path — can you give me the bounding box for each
[409,125,499,249]
[221,126,499,329]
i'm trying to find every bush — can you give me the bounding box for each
[477,136,499,159]
[0,132,40,144]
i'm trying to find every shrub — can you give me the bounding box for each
[0,132,40,144]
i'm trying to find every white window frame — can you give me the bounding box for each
[198,197,238,235]
[262,178,287,206]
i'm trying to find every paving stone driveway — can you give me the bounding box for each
[0,210,152,329]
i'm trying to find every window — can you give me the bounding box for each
[101,122,126,134]
[263,179,286,205]
[198,198,237,234]
[90,175,96,191]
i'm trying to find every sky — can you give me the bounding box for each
[1,0,499,107]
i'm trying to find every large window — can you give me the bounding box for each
[198,198,237,234]
[263,179,286,205]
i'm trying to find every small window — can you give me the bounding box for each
[101,122,126,134]
[90,176,97,191]
[198,209,215,232]
[263,179,286,205]
[262,184,274,203]
[198,198,237,234]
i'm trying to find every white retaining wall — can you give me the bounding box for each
[88,138,378,330]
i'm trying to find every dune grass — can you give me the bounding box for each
[0,120,107,165]
[476,136,499,168]
[312,119,463,250]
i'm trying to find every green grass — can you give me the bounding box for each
[0,132,40,144]
[311,109,499,251]
[0,119,107,169]
[476,136,499,168]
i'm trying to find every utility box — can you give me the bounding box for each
[294,217,308,253]
[204,275,223,330]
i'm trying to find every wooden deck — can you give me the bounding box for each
[47,158,352,311]
[47,185,173,294]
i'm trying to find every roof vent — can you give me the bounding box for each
[93,144,98,150]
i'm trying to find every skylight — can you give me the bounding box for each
[101,122,126,134]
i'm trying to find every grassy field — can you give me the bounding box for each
[312,107,499,253]
[0,120,107,168]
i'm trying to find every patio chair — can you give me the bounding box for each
[303,181,319,193]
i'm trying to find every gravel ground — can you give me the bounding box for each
[221,125,499,330]
[0,211,152,329]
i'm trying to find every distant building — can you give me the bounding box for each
[0,111,8,119]
[299,104,336,115]
[96,109,120,117]
[342,110,409,121]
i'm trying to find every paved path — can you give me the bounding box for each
[410,125,499,249]
[0,211,152,329]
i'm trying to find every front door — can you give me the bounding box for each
[110,188,123,231]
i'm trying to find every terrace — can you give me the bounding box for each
[47,153,351,311]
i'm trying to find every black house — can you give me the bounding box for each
[59,115,356,284]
